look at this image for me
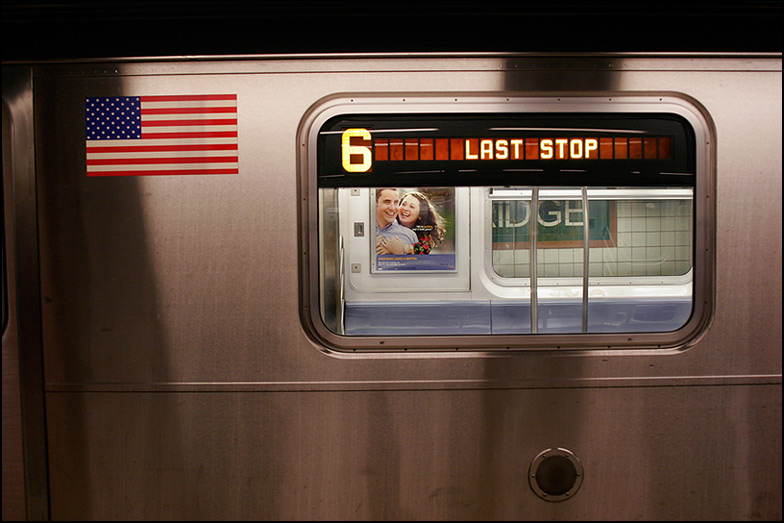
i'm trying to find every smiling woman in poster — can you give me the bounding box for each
[376,191,446,255]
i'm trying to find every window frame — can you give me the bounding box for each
[297,93,715,354]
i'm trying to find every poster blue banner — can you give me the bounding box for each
[376,253,456,272]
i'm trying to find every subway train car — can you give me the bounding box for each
[3,3,782,521]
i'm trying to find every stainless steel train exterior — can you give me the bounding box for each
[3,52,782,520]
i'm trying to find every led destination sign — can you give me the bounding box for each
[341,128,672,172]
[318,113,694,188]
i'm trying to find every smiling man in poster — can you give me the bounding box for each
[374,187,418,244]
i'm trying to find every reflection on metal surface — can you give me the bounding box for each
[3,66,50,521]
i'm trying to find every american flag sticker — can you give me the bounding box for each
[85,94,238,176]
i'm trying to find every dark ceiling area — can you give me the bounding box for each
[2,1,782,61]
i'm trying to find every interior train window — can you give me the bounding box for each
[298,95,715,352]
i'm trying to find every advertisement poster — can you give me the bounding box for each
[372,187,456,272]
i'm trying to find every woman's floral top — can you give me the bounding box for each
[411,236,433,255]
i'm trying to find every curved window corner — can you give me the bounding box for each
[298,94,715,354]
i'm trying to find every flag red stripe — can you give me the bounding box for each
[142,118,237,127]
[88,168,239,177]
[141,107,237,115]
[87,156,238,166]
[87,143,238,153]
[140,131,238,139]
[140,94,237,102]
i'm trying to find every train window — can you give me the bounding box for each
[298,95,714,352]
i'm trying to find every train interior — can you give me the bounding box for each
[323,185,694,336]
